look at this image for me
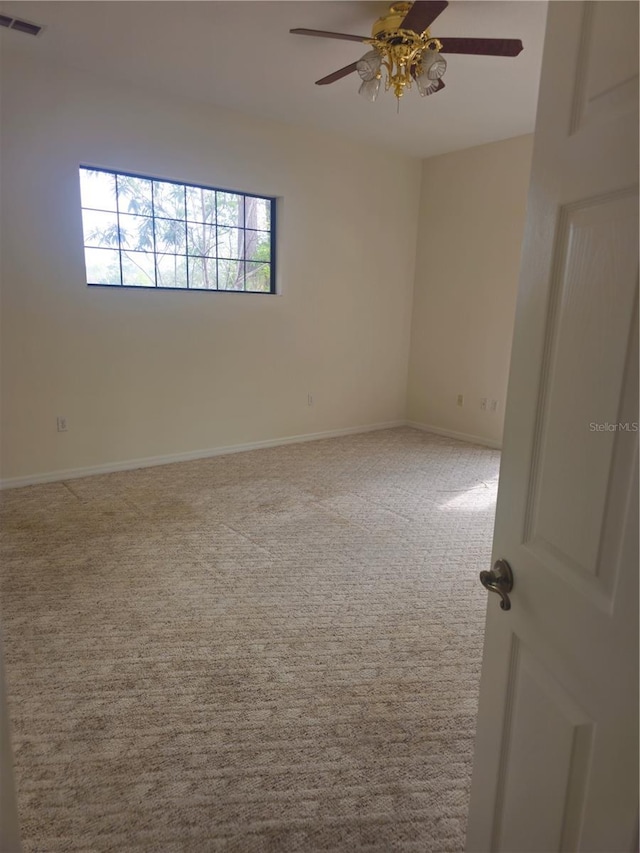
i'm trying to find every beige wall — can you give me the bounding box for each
[0,53,420,482]
[407,135,534,446]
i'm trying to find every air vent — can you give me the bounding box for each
[0,14,42,35]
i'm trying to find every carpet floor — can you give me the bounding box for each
[0,427,500,852]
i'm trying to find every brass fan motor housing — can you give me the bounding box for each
[372,3,414,38]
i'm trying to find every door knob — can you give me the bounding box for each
[480,559,514,611]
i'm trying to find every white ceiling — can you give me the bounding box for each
[0,1,548,159]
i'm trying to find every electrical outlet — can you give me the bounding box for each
[490,399,498,412]
[307,393,313,407]
[480,398,488,411]
[457,394,464,407]
[56,416,68,432]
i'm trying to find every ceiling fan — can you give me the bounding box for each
[290,1,524,103]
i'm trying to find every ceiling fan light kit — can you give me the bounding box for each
[291,0,524,104]
[359,3,447,101]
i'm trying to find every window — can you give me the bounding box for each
[79,167,275,293]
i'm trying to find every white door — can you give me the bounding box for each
[466,3,639,851]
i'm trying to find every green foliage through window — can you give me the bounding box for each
[79,167,275,293]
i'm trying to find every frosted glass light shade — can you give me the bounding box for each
[356,50,382,82]
[420,49,447,80]
[358,77,381,102]
[416,77,440,97]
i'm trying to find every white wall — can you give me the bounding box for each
[0,52,421,482]
[407,135,534,446]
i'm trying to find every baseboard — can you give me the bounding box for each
[0,421,406,490]
[406,421,502,450]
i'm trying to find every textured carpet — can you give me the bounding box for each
[0,427,500,852]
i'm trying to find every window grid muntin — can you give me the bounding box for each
[215,189,219,290]
[184,185,190,289]
[150,178,158,287]
[80,166,275,293]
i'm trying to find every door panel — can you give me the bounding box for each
[572,1,639,132]
[525,191,638,598]
[494,639,594,853]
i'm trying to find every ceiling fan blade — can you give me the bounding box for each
[315,62,360,86]
[438,37,524,56]
[290,28,369,43]
[400,1,448,33]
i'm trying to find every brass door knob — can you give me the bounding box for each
[480,559,514,611]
